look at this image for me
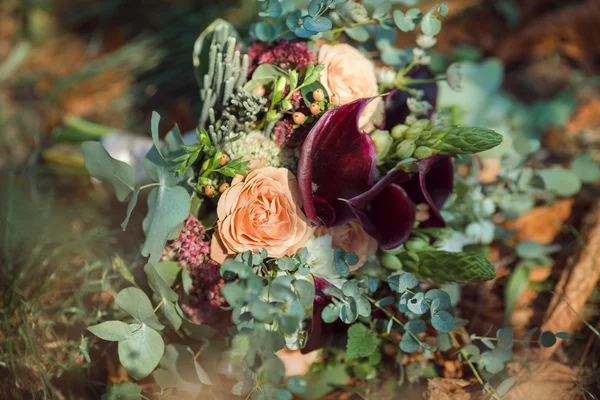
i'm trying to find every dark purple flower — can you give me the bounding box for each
[297,98,454,250]
[382,66,437,131]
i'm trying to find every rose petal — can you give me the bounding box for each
[381,66,437,131]
[400,155,454,227]
[346,169,416,249]
[297,98,377,227]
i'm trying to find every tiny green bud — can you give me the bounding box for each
[414,146,435,159]
[411,119,431,130]
[405,124,423,140]
[405,237,430,252]
[391,124,409,140]
[395,139,416,160]
[281,99,293,111]
[380,253,403,270]
[420,129,433,140]
[266,110,280,121]
[370,130,394,161]
[406,251,420,263]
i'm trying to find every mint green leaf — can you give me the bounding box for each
[399,333,420,353]
[345,26,369,42]
[539,166,582,197]
[153,368,177,390]
[121,186,140,230]
[436,333,452,351]
[346,324,378,359]
[115,288,164,331]
[82,141,136,202]
[404,251,496,283]
[570,154,600,184]
[421,15,441,36]
[294,279,315,307]
[144,263,178,302]
[101,381,142,400]
[88,321,132,341]
[118,324,164,380]
[142,186,190,264]
[321,304,340,323]
[150,111,172,165]
[287,376,308,394]
[160,344,212,392]
[301,364,349,399]
[153,261,182,287]
[231,380,254,396]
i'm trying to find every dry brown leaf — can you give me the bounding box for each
[424,378,471,400]
[504,199,573,244]
[541,206,600,358]
[505,361,581,400]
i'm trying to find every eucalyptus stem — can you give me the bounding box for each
[153,299,164,313]
[449,332,501,400]
[366,296,422,345]
[140,182,161,190]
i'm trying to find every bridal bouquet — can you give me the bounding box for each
[82,1,574,399]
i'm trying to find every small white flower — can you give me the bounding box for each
[223,131,282,167]
[376,66,396,85]
[416,34,437,49]
[412,48,431,65]
[407,97,433,116]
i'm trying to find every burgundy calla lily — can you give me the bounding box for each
[382,66,437,131]
[298,98,454,250]
[297,98,377,227]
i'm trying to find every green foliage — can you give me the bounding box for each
[118,324,165,380]
[101,381,142,400]
[538,166,582,197]
[346,324,378,359]
[82,141,136,202]
[571,154,600,183]
[399,250,496,283]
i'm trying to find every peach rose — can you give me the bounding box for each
[210,167,314,263]
[316,220,378,271]
[318,43,382,128]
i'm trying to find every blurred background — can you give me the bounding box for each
[1,0,600,398]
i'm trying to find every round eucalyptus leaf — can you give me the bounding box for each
[570,154,600,183]
[115,288,164,331]
[556,331,570,339]
[407,292,427,315]
[231,379,254,396]
[539,331,557,347]
[405,319,426,334]
[294,279,315,307]
[340,297,358,324]
[538,166,582,197]
[346,26,369,42]
[425,289,451,311]
[436,333,452,352]
[88,321,132,342]
[399,333,420,353]
[431,310,454,333]
[118,325,164,380]
[321,304,340,323]
[516,241,546,259]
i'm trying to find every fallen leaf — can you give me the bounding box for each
[541,206,600,358]
[504,199,573,244]
[529,265,553,282]
[505,361,581,400]
[425,378,471,400]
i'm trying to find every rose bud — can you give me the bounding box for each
[293,112,306,125]
[204,184,215,197]
[310,102,320,115]
[219,183,230,193]
[313,88,325,101]
[330,93,339,105]
[220,154,229,166]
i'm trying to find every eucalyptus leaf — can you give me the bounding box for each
[154,261,182,287]
[570,154,600,184]
[142,186,191,264]
[118,324,164,380]
[144,263,178,302]
[101,381,142,400]
[115,288,164,331]
[345,26,369,42]
[82,141,136,202]
[538,166,582,197]
[88,321,132,342]
[504,264,529,324]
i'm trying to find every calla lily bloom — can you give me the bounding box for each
[297,98,453,250]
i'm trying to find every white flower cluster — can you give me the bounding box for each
[223,131,282,167]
